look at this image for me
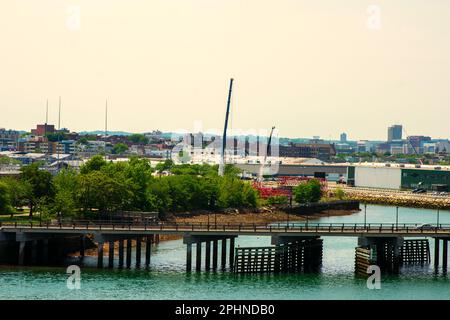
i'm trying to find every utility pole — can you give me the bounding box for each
[218,78,234,176]
[57,96,61,161]
[364,203,367,229]
[105,99,108,160]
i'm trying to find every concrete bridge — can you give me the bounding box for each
[1,221,449,274]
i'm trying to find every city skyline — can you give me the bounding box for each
[1,1,450,140]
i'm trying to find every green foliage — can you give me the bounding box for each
[0,177,31,210]
[112,143,129,155]
[266,195,289,205]
[1,160,258,219]
[334,187,346,200]
[80,155,107,174]
[293,179,323,204]
[128,134,149,144]
[0,181,13,214]
[76,170,133,214]
[45,132,67,142]
[217,177,258,208]
[155,159,174,173]
[20,163,55,216]
[0,156,21,166]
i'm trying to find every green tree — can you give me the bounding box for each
[20,163,55,217]
[80,155,107,174]
[53,169,79,218]
[112,143,129,155]
[0,181,13,214]
[76,171,132,215]
[334,187,346,200]
[293,179,323,204]
[0,178,32,216]
[128,134,149,144]
[46,132,67,142]
[155,159,174,174]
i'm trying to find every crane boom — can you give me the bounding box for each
[258,126,276,182]
[218,78,234,176]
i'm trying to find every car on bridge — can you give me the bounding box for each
[415,223,438,231]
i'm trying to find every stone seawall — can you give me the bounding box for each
[346,193,450,210]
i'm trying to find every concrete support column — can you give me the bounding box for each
[212,240,218,270]
[221,239,227,270]
[31,240,38,264]
[205,241,211,271]
[434,238,440,269]
[118,239,124,268]
[108,241,114,268]
[155,234,160,244]
[97,241,104,268]
[229,238,235,270]
[126,238,132,268]
[196,242,202,272]
[145,236,152,267]
[186,243,192,272]
[136,237,142,267]
[79,236,85,257]
[443,240,448,271]
[18,241,26,266]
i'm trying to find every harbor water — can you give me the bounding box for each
[0,204,449,300]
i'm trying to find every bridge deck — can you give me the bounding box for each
[1,222,450,238]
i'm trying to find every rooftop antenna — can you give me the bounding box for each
[218,78,234,176]
[105,99,108,138]
[57,96,61,161]
[104,99,108,160]
[45,99,49,137]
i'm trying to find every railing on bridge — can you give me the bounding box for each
[1,220,450,234]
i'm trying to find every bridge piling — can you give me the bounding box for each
[79,236,85,258]
[145,236,152,267]
[196,242,202,271]
[108,241,114,268]
[356,237,403,275]
[212,240,218,270]
[136,237,142,267]
[97,241,104,268]
[126,238,132,268]
[205,241,211,271]
[118,239,124,267]
[221,239,227,270]
[186,243,192,272]
[434,238,440,269]
[229,238,235,270]
[443,240,448,272]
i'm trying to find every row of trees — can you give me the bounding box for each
[0,157,258,220]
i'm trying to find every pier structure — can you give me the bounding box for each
[1,221,449,274]
[183,234,237,272]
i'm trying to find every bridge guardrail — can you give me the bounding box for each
[1,220,450,234]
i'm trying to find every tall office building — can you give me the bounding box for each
[387,125,402,141]
[340,132,347,143]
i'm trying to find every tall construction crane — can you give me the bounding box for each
[258,126,276,182]
[218,78,234,176]
[403,127,424,165]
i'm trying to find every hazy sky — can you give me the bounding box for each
[1,0,449,140]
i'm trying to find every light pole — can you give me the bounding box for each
[437,208,440,228]
[364,203,367,229]
[396,206,399,230]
